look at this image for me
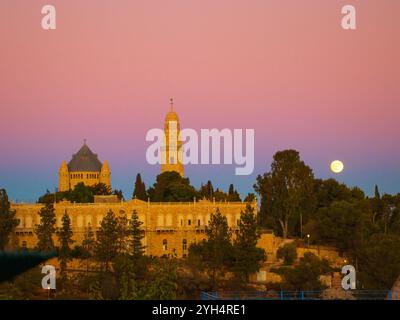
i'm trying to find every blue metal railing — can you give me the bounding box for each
[200,290,398,300]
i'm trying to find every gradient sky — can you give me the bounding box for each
[1,0,399,202]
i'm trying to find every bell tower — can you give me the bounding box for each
[161,98,184,176]
[58,160,70,192]
[99,160,111,187]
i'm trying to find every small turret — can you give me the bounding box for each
[99,160,111,187]
[58,160,69,192]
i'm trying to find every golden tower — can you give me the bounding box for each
[99,160,111,186]
[161,98,184,176]
[58,160,70,192]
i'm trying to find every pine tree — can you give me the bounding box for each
[132,173,147,201]
[189,208,233,290]
[232,204,265,283]
[35,203,56,252]
[95,210,119,271]
[129,210,145,258]
[0,189,20,250]
[58,213,74,282]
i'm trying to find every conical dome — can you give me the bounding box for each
[68,142,102,172]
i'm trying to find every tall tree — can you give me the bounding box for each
[132,173,147,201]
[95,210,120,271]
[189,208,233,290]
[58,213,74,282]
[199,180,214,200]
[232,204,265,283]
[0,189,19,250]
[35,203,56,252]
[129,210,145,259]
[254,150,315,238]
[228,184,241,202]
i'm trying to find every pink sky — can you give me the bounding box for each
[0,0,399,201]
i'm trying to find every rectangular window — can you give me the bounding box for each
[188,219,191,226]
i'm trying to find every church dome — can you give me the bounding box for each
[68,142,102,172]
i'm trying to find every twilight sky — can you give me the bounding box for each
[0,0,399,202]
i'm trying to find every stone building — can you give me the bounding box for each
[58,141,111,192]
[12,104,255,257]
[12,199,255,257]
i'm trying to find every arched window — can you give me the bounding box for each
[182,239,187,251]
[162,239,168,251]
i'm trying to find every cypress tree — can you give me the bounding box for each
[133,173,147,201]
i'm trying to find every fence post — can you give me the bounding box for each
[280,291,284,300]
[301,291,304,300]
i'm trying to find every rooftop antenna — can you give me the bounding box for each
[83,138,87,145]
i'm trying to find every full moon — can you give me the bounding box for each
[330,160,344,173]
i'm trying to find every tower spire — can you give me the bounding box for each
[169,98,173,111]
